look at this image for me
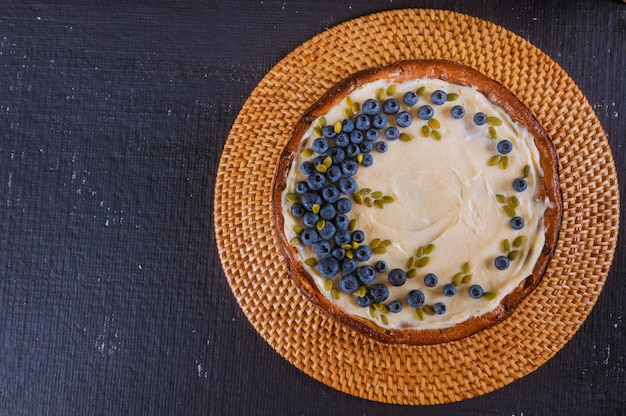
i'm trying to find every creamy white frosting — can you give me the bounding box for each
[282,78,548,330]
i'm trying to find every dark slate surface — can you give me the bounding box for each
[0,1,624,415]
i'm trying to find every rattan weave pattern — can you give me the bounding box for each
[214,9,619,404]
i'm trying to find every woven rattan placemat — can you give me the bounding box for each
[214,9,620,404]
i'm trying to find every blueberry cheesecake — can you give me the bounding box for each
[273,60,562,345]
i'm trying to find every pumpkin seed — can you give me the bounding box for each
[522,164,531,178]
[387,84,398,96]
[488,126,498,140]
[305,258,317,267]
[374,200,385,209]
[379,240,392,248]
[323,156,332,167]
[370,238,381,248]
[428,118,441,129]
[285,193,299,203]
[331,288,340,300]
[359,188,372,195]
[406,256,416,269]
[357,285,367,297]
[487,116,503,126]
[370,191,383,199]
[382,195,395,203]
[352,102,360,113]
[345,250,353,259]
[312,204,320,214]
[372,247,387,255]
[416,246,424,258]
[351,241,359,250]
[380,314,389,325]
[356,154,363,164]
[462,274,473,284]
[377,88,386,101]
[452,272,464,286]
[316,164,327,173]
[369,305,377,318]
[488,155,502,166]
[509,196,520,208]
[500,155,510,169]
[334,121,342,134]
[324,278,333,291]
[423,305,435,315]
[343,108,353,118]
[318,116,326,128]
[421,125,430,137]
[416,256,430,268]
[345,96,353,108]
[424,243,435,254]
[313,127,322,138]
[300,148,314,158]
[341,243,352,250]
[502,205,516,217]
[348,219,358,231]
[507,250,521,261]
[373,302,384,311]
[364,197,373,207]
[414,308,425,321]
[416,86,426,96]
[289,237,300,246]
[352,192,364,204]
[431,130,442,141]
[316,219,325,230]
[407,268,418,278]
[513,235,525,248]
[462,262,471,274]
[502,239,511,253]
[483,291,496,300]
[446,92,460,101]
[293,225,303,235]
[496,194,506,204]
[399,132,413,142]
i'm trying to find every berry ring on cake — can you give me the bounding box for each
[273,60,562,345]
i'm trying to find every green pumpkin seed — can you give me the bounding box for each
[399,132,413,142]
[324,278,333,291]
[364,197,373,207]
[462,262,471,274]
[300,148,314,158]
[316,219,325,230]
[416,246,424,258]
[382,195,395,204]
[352,102,360,113]
[380,314,389,325]
[424,243,435,254]
[351,241,359,250]
[373,302,384,311]
[285,193,299,203]
[487,116,503,126]
[331,288,340,300]
[522,164,531,178]
[372,247,387,255]
[369,305,377,318]
[507,250,521,261]
[377,88,386,101]
[305,258,317,267]
[502,239,511,253]
[509,196,520,208]
[416,256,430,268]
[414,308,425,321]
[427,118,441,129]
[379,240,392,248]
[316,164,327,173]
[370,238,381,248]
[502,205,517,217]
[367,191,380,199]
[496,194,506,204]
[406,256,416,269]
[446,92,460,101]
[407,268,418,278]
[356,154,363,164]
[345,250,353,259]
[345,96,353,108]
[359,188,372,195]
[289,237,300,246]
[344,108,353,118]
[462,274,473,284]
[500,155,510,169]
[313,127,322,138]
[293,225,303,235]
[416,86,426,96]
[421,125,431,137]
[387,84,398,96]
[513,235,525,248]
[483,291,496,300]
[352,192,364,204]
[348,219,358,231]
[318,116,326,128]
[488,155,502,166]
[323,156,332,168]
[357,285,367,297]
[423,305,435,315]
[312,204,320,214]
[374,200,385,209]
[431,130,442,141]
[488,126,498,140]
[334,121,342,134]
[452,272,464,286]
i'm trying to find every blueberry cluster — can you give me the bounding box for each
[288,84,527,324]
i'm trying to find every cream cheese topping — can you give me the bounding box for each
[282,78,549,330]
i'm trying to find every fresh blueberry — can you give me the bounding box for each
[433,302,447,315]
[423,273,438,287]
[341,258,357,274]
[510,216,525,230]
[326,165,342,182]
[345,143,360,158]
[302,212,319,228]
[335,198,352,214]
[301,191,322,210]
[291,203,305,219]
[385,126,400,140]
[355,114,371,131]
[318,222,336,240]
[295,181,309,195]
[362,99,380,115]
[473,112,487,125]
[312,137,329,154]
[443,283,457,297]
[327,147,346,164]
[339,274,359,294]
[331,247,346,260]
[403,91,418,106]
[512,177,528,192]
[351,230,365,243]
[468,285,484,299]
[334,230,351,246]
[497,139,513,155]
[494,255,510,270]
[382,98,400,115]
[334,213,349,229]
[313,240,332,258]
[361,154,374,167]
[359,140,373,154]
[317,257,339,278]
[342,118,355,133]
[356,265,376,284]
[375,141,388,153]
[322,125,336,139]
[338,177,357,194]
[396,111,412,128]
[354,245,372,262]
[365,128,379,142]
[340,160,359,176]
[306,171,326,191]
[321,185,340,203]
[431,90,447,105]
[374,260,387,273]
[407,290,425,308]
[389,300,403,313]
[300,229,319,246]
[356,294,372,307]
[370,284,390,303]
[388,269,407,287]
[417,105,434,120]
[349,130,364,144]
[450,105,465,119]
[335,132,350,147]
[372,113,387,129]
[301,161,314,175]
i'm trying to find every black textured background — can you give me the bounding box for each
[0,1,624,415]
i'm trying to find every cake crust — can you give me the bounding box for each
[273,59,563,345]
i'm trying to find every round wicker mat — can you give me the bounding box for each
[214,9,620,405]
